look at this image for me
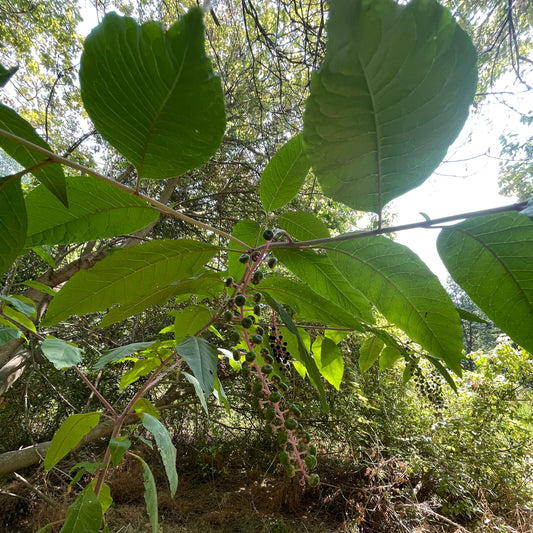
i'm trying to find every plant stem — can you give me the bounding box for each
[72,366,117,417]
[265,201,529,250]
[0,128,250,249]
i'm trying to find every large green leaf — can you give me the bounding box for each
[41,337,83,370]
[60,485,102,533]
[437,212,533,354]
[130,454,159,532]
[25,176,158,246]
[177,335,218,396]
[278,211,330,241]
[0,104,67,205]
[43,239,218,325]
[303,0,477,213]
[142,413,178,497]
[326,236,463,373]
[359,335,384,373]
[44,412,100,471]
[93,342,155,371]
[79,8,225,180]
[99,272,220,326]
[119,356,160,390]
[0,175,26,278]
[312,335,344,389]
[276,248,374,323]
[174,304,212,345]
[260,134,310,212]
[259,277,364,332]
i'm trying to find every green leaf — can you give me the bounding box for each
[261,292,327,409]
[278,210,330,241]
[260,134,310,212]
[0,104,67,205]
[23,280,57,296]
[359,336,384,372]
[303,0,477,213]
[60,485,102,533]
[312,335,344,389]
[456,308,489,324]
[437,212,533,354]
[119,356,160,391]
[2,305,36,333]
[94,482,112,513]
[100,272,220,326]
[174,304,212,345]
[276,248,374,323]
[44,412,100,471]
[32,246,55,267]
[80,8,225,180]
[70,461,105,485]
[0,295,36,317]
[93,342,155,371]
[177,335,218,396]
[259,277,365,331]
[379,346,402,371]
[131,454,159,532]
[327,236,463,374]
[0,176,26,278]
[213,375,230,413]
[183,371,208,414]
[0,326,22,345]
[0,63,18,87]
[43,239,218,326]
[134,398,161,420]
[109,437,132,467]
[227,220,265,280]
[25,176,159,246]
[41,337,83,370]
[142,413,178,497]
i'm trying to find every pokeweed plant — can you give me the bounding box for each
[0,0,532,531]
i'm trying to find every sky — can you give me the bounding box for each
[76,4,532,283]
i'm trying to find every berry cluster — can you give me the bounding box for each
[268,326,291,366]
[410,363,445,408]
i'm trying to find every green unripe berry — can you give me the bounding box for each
[225,277,234,287]
[284,418,298,431]
[265,423,273,435]
[241,316,253,329]
[267,256,278,269]
[290,405,302,417]
[252,397,260,409]
[223,310,233,322]
[241,366,250,378]
[263,229,274,241]
[279,450,289,465]
[286,465,296,478]
[246,351,257,363]
[265,407,275,421]
[253,304,262,315]
[278,381,289,392]
[269,391,282,403]
[261,364,273,375]
[232,350,241,361]
[307,473,320,487]
[229,330,241,343]
[304,455,317,469]
[264,354,274,364]
[251,334,263,345]
[239,253,250,264]
[309,445,317,456]
[252,270,264,285]
[253,292,262,303]
[235,294,246,307]
[255,326,264,335]
[277,431,288,445]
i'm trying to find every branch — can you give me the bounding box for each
[265,201,529,250]
[0,128,250,249]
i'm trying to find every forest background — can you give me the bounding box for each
[0,0,532,532]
